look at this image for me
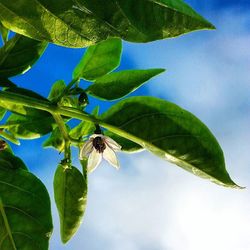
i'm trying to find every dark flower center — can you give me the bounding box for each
[93,136,106,153]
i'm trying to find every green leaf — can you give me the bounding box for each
[87,69,165,100]
[0,21,9,43]
[0,106,6,120]
[101,96,239,188]
[6,113,56,139]
[0,34,47,77]
[0,78,16,88]
[48,80,66,102]
[69,106,99,140]
[0,87,48,116]
[104,130,143,153]
[0,160,53,250]
[43,126,70,152]
[0,130,20,145]
[0,149,27,170]
[73,38,122,80]
[54,164,87,243]
[0,0,214,48]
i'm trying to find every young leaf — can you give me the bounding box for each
[43,126,70,152]
[101,96,239,188]
[0,160,53,250]
[54,164,87,243]
[48,80,66,102]
[69,106,99,140]
[0,1,214,48]
[0,34,47,77]
[87,69,165,100]
[73,38,122,80]
[0,21,9,43]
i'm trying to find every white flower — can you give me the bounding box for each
[79,134,122,173]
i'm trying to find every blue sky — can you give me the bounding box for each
[2,1,250,250]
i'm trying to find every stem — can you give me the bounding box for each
[52,113,71,161]
[0,91,142,146]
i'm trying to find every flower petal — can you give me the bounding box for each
[104,136,122,151]
[103,146,120,169]
[79,140,93,159]
[87,149,102,173]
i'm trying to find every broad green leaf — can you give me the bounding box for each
[6,113,56,139]
[0,21,8,43]
[101,96,239,188]
[48,80,66,102]
[0,34,47,77]
[70,106,99,140]
[87,69,165,100]
[104,131,143,153]
[73,38,122,80]
[43,125,70,152]
[0,0,214,48]
[54,164,87,243]
[0,149,27,170]
[0,160,53,250]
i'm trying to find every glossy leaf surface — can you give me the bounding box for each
[6,113,55,139]
[104,130,143,153]
[101,96,238,187]
[0,0,214,48]
[54,164,87,243]
[0,158,53,250]
[87,69,165,100]
[73,38,122,80]
[0,34,47,77]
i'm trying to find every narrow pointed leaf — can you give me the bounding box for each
[0,0,214,48]
[0,159,53,250]
[87,69,165,100]
[101,96,239,188]
[73,38,122,80]
[0,34,47,77]
[54,164,87,243]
